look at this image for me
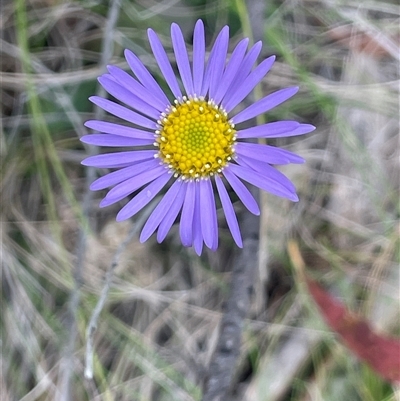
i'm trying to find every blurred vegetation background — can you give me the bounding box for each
[1,0,399,400]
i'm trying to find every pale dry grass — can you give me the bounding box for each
[1,0,399,400]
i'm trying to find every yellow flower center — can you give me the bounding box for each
[155,98,236,179]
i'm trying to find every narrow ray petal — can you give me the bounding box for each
[179,180,196,247]
[148,28,183,100]
[81,150,156,168]
[213,38,249,105]
[277,123,316,137]
[228,163,299,201]
[116,172,171,221]
[199,179,218,249]
[84,120,155,140]
[171,23,194,96]
[107,66,167,111]
[192,20,205,96]
[211,226,218,251]
[140,179,183,242]
[102,165,166,206]
[90,159,160,191]
[235,142,305,164]
[232,87,299,124]
[80,134,153,147]
[207,27,230,100]
[192,184,204,255]
[222,41,262,102]
[98,75,161,120]
[236,121,300,139]
[89,96,157,130]
[200,26,229,97]
[215,175,242,247]
[124,49,170,106]
[157,183,186,243]
[236,155,296,193]
[222,167,260,215]
[224,56,275,113]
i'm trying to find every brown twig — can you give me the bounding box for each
[202,204,260,400]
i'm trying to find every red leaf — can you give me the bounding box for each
[306,277,400,383]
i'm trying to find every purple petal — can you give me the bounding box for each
[222,41,262,103]
[98,75,161,120]
[223,56,275,113]
[171,23,194,97]
[81,150,156,168]
[100,164,166,207]
[222,167,260,215]
[211,224,218,251]
[213,38,249,105]
[84,120,154,140]
[107,66,167,111]
[124,49,170,107]
[232,87,299,124]
[89,96,157,130]
[179,180,196,247]
[147,28,183,100]
[199,179,218,250]
[228,163,299,201]
[200,26,229,97]
[236,121,300,139]
[80,134,153,147]
[116,172,171,221]
[157,183,186,243]
[215,175,242,248]
[192,20,205,96]
[140,179,184,242]
[235,142,305,164]
[207,26,230,100]
[192,184,203,255]
[90,159,161,191]
[279,124,316,137]
[236,155,296,193]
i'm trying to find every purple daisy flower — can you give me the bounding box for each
[81,20,315,255]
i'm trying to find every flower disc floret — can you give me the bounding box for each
[156,98,236,179]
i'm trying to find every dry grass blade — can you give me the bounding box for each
[2,0,399,400]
